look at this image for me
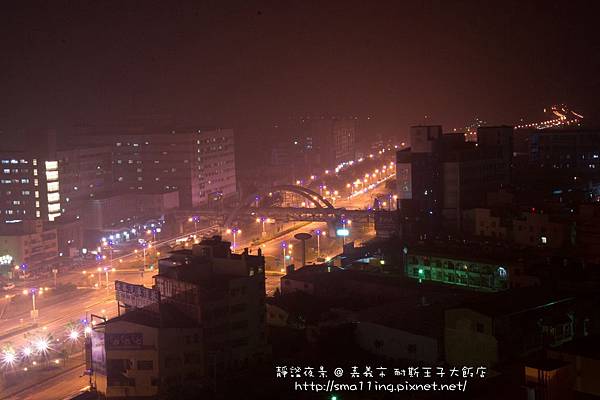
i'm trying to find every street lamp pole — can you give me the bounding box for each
[143,245,147,269]
[282,243,287,270]
[189,216,198,232]
[226,228,240,251]
[31,291,36,319]
[315,230,323,258]
[23,288,39,320]
[52,268,58,288]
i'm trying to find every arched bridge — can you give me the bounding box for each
[223,185,337,228]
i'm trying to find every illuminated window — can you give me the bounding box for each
[47,192,60,202]
[44,161,58,171]
[48,203,61,213]
[47,182,59,192]
[48,212,61,221]
[45,171,58,181]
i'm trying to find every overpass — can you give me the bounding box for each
[172,184,380,231]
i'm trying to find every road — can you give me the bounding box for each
[0,164,393,398]
[1,363,88,400]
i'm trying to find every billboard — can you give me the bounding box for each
[115,280,160,309]
[106,333,143,349]
[90,330,106,375]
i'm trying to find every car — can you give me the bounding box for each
[2,282,15,290]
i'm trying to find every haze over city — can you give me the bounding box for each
[1,1,600,400]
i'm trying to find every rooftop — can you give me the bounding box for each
[103,303,197,329]
[451,288,574,318]
[157,236,265,287]
[358,301,445,338]
[525,358,571,371]
[551,334,600,360]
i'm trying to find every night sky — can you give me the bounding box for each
[1,1,599,139]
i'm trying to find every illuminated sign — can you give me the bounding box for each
[336,228,350,237]
[0,254,13,265]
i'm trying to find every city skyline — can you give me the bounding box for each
[2,2,600,400]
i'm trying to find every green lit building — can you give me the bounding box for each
[405,251,512,292]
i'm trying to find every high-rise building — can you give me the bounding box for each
[396,125,513,232]
[56,144,114,222]
[293,116,357,168]
[75,127,237,208]
[396,126,443,215]
[528,127,600,171]
[0,220,58,273]
[0,151,63,227]
[154,236,269,369]
[88,236,269,398]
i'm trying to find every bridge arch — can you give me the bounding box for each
[223,185,335,228]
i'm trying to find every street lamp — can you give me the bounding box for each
[52,268,58,288]
[281,242,287,269]
[256,217,271,237]
[141,242,148,270]
[22,288,43,320]
[188,216,199,232]
[226,228,241,251]
[96,267,102,288]
[315,229,326,258]
[147,229,158,243]
[103,267,115,292]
